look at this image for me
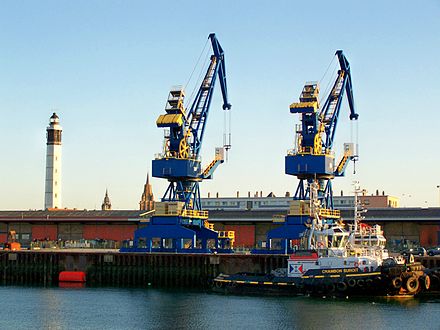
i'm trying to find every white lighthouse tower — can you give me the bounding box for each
[44,113,62,209]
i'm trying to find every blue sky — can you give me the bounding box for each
[1,0,439,210]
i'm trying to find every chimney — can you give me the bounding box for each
[285,191,290,197]
[208,192,211,198]
[236,191,239,198]
[376,189,379,196]
[260,191,262,198]
[341,190,343,196]
[248,191,251,198]
[216,192,219,198]
[382,191,385,196]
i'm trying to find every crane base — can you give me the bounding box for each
[120,215,233,253]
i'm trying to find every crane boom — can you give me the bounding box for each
[320,50,358,150]
[187,34,231,158]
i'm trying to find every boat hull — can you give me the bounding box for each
[212,262,431,297]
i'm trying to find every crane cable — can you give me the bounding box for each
[319,57,339,106]
[319,54,336,86]
[351,118,359,174]
[185,42,211,112]
[184,38,209,92]
[224,108,232,161]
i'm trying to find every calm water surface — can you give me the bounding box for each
[1,286,439,330]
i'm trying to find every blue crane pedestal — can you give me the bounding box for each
[120,215,233,253]
[252,215,307,255]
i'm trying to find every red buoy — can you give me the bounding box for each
[59,271,86,283]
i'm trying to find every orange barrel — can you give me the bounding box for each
[59,271,86,283]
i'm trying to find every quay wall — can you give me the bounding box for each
[0,250,438,288]
[0,250,286,288]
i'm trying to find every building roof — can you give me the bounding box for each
[0,207,438,223]
[363,207,440,222]
[0,210,144,222]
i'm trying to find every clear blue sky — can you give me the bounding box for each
[1,0,439,210]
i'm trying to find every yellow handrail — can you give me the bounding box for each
[318,208,340,218]
[181,209,209,218]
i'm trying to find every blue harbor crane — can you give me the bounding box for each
[122,33,234,253]
[257,50,359,254]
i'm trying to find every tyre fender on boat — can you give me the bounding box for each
[337,281,348,292]
[326,282,336,293]
[357,279,365,288]
[391,276,402,289]
[405,276,420,293]
[347,278,357,288]
[421,275,430,291]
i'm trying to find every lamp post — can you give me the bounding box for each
[401,193,412,208]
[437,185,440,207]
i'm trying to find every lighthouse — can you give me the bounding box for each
[44,113,62,209]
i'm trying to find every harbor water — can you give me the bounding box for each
[1,286,439,329]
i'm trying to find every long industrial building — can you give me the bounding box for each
[0,194,438,250]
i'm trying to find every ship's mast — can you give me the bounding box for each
[353,182,366,232]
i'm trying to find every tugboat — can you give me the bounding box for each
[213,184,431,297]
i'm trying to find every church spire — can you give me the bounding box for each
[101,188,112,210]
[139,172,155,211]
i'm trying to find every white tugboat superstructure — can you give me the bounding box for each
[288,182,390,278]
